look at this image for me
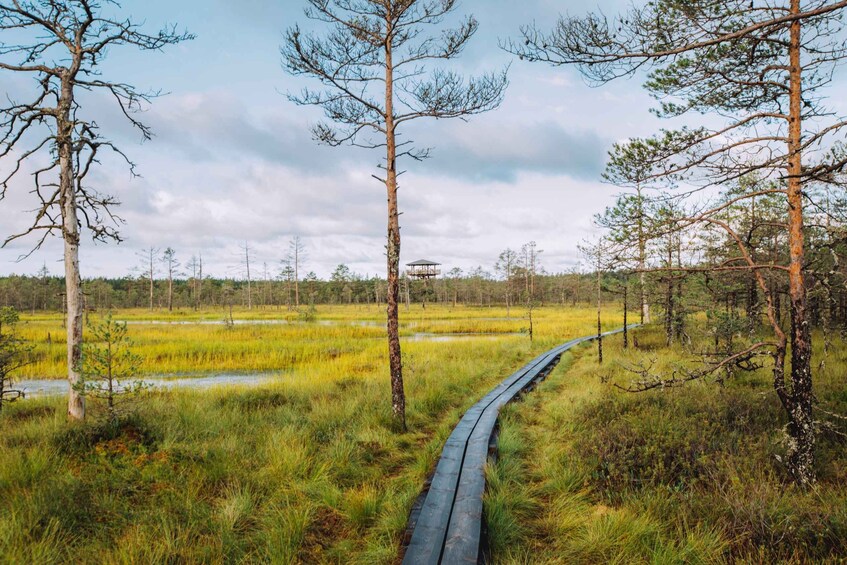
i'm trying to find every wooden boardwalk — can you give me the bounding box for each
[402,328,630,565]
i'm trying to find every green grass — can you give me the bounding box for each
[485,325,847,564]
[0,305,618,563]
[15,304,622,378]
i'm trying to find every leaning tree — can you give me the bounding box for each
[283,0,507,430]
[510,0,847,484]
[0,0,192,420]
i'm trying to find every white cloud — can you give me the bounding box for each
[0,0,660,280]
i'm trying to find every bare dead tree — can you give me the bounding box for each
[495,248,517,317]
[580,237,618,365]
[0,0,192,420]
[283,0,507,430]
[279,256,294,311]
[186,254,202,311]
[197,252,203,309]
[289,235,306,309]
[520,241,543,300]
[240,242,252,310]
[137,247,159,311]
[615,343,770,392]
[261,261,270,308]
[161,247,179,312]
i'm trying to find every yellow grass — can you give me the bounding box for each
[16,304,623,378]
[1,304,623,563]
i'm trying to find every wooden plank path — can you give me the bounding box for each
[402,327,631,565]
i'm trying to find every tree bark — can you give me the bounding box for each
[597,261,603,364]
[59,76,84,421]
[623,279,628,349]
[245,244,252,310]
[505,275,511,318]
[785,0,815,485]
[167,267,173,312]
[637,185,651,324]
[294,245,300,308]
[198,254,203,310]
[148,250,154,311]
[665,281,674,346]
[385,22,406,430]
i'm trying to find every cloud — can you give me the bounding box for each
[417,119,608,182]
[0,87,616,278]
[142,92,346,174]
[0,0,657,280]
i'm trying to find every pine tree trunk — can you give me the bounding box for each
[746,273,758,335]
[245,246,252,310]
[294,248,300,308]
[623,280,628,349]
[597,266,602,364]
[505,277,510,317]
[149,251,154,311]
[637,185,650,324]
[58,81,85,421]
[385,25,406,430]
[197,255,203,310]
[784,1,815,485]
[675,278,684,341]
[665,278,674,346]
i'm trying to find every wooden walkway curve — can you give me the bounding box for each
[402,327,631,565]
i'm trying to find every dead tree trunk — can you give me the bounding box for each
[148,249,155,311]
[244,243,253,310]
[198,254,203,309]
[294,247,300,308]
[58,84,84,420]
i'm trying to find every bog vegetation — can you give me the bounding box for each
[486,325,847,563]
[0,305,617,562]
[3,0,847,562]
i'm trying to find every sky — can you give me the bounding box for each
[0,0,664,280]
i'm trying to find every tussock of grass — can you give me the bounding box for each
[1,305,616,563]
[485,326,847,564]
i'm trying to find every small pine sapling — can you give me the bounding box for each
[0,307,29,411]
[75,313,145,423]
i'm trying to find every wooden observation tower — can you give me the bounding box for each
[405,260,441,308]
[406,259,441,280]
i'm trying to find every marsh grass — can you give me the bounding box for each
[486,325,847,564]
[16,305,621,379]
[0,305,617,563]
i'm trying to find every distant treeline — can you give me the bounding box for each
[5,249,847,345]
[3,266,847,334]
[0,269,609,312]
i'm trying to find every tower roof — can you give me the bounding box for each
[406,259,440,266]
